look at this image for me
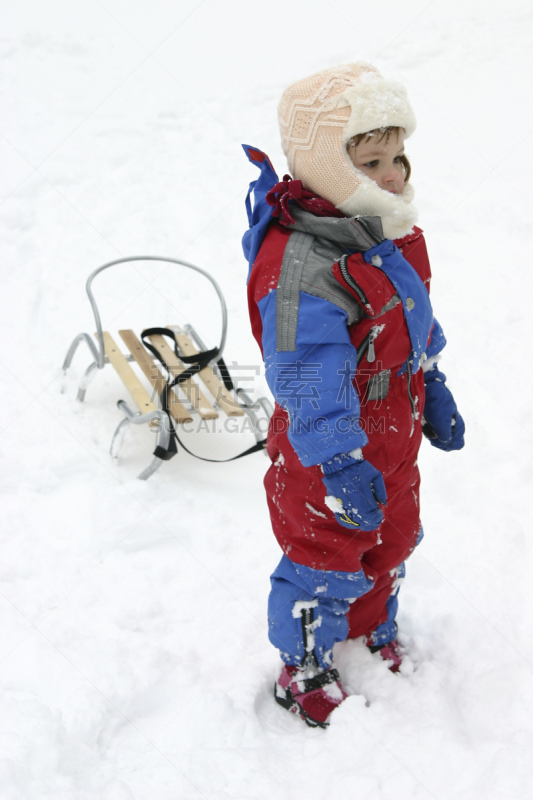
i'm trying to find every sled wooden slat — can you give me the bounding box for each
[168,326,244,417]
[118,330,193,425]
[147,334,218,420]
[97,332,157,418]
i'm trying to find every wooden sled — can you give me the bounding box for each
[62,256,272,479]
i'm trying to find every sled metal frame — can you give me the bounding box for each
[62,256,272,479]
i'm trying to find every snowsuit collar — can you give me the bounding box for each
[284,206,385,251]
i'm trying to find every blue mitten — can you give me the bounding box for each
[423,366,465,451]
[321,451,387,531]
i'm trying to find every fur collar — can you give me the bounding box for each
[337,176,418,240]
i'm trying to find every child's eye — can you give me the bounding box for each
[393,156,403,163]
[363,160,379,168]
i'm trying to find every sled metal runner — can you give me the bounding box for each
[63,256,272,479]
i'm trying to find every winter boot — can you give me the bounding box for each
[274,664,347,728]
[368,639,402,672]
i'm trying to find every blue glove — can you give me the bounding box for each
[423,366,465,451]
[321,451,387,531]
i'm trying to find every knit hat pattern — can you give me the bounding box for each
[278,63,418,239]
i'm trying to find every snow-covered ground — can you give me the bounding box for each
[2,1,533,798]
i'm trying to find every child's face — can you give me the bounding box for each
[348,129,406,194]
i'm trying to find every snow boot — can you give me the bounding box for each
[368,639,402,672]
[274,664,347,728]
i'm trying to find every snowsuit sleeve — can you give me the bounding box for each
[426,317,447,359]
[255,229,368,467]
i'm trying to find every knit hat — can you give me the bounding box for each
[278,63,418,239]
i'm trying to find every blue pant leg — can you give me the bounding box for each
[268,577,351,669]
[268,555,374,670]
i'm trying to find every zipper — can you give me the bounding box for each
[355,217,379,246]
[406,356,416,425]
[300,606,319,671]
[338,254,370,307]
[357,325,383,364]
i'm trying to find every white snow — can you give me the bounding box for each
[2,1,533,798]
[291,599,319,620]
[305,502,328,518]
[324,495,346,515]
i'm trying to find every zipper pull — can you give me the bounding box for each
[367,325,382,363]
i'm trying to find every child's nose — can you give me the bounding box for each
[384,165,401,182]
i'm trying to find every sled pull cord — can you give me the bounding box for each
[141,328,267,463]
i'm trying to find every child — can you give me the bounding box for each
[243,63,464,729]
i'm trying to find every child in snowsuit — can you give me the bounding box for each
[243,63,465,728]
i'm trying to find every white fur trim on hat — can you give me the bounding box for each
[340,75,416,142]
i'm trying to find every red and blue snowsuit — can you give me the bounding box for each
[244,147,446,670]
